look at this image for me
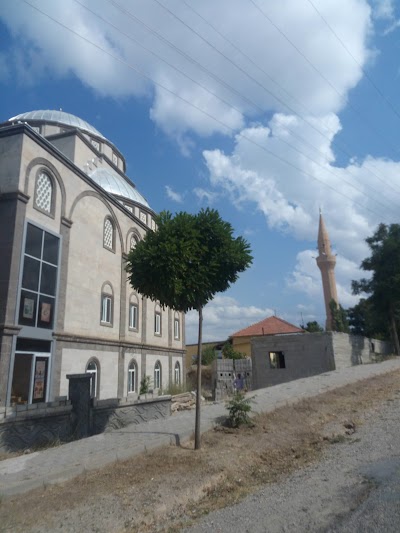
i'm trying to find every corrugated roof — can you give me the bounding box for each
[231,316,304,337]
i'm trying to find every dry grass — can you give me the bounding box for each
[1,370,400,533]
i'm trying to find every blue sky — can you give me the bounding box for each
[2,0,400,343]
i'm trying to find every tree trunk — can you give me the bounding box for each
[194,306,203,450]
[390,308,400,355]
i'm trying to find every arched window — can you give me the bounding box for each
[154,361,161,390]
[34,171,53,215]
[86,359,100,398]
[128,360,137,393]
[103,217,114,251]
[174,315,180,340]
[128,294,139,331]
[174,361,181,385]
[154,303,162,336]
[101,283,113,326]
[130,233,139,250]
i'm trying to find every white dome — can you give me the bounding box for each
[9,110,106,140]
[89,168,150,208]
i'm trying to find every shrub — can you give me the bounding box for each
[139,376,151,395]
[226,392,254,428]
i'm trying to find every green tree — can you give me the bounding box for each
[329,299,349,333]
[347,298,388,339]
[222,341,246,360]
[302,321,324,333]
[201,346,217,366]
[126,208,252,449]
[352,223,400,354]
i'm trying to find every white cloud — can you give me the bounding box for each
[165,185,184,203]
[371,0,395,19]
[185,295,274,343]
[193,187,218,204]
[0,0,373,142]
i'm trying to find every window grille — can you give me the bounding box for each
[104,219,113,249]
[35,172,52,213]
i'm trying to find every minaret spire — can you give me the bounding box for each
[316,212,338,331]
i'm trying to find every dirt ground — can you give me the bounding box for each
[1,370,400,533]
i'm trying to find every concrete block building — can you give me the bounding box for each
[252,331,392,389]
[0,110,185,407]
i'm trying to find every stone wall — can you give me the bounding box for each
[0,394,172,453]
[91,396,171,434]
[331,332,392,368]
[252,332,393,390]
[0,398,73,452]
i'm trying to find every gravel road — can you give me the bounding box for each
[185,391,400,533]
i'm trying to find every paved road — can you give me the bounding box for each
[1,358,400,499]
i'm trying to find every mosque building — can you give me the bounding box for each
[0,110,185,407]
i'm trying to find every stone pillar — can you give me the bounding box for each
[67,373,92,439]
[0,191,29,407]
[51,216,72,399]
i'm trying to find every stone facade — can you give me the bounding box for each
[252,332,393,389]
[0,110,185,409]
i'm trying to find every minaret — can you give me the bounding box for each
[316,212,338,331]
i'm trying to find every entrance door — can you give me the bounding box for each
[11,352,49,405]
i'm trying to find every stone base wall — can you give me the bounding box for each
[0,395,172,453]
[0,398,73,452]
[92,395,171,434]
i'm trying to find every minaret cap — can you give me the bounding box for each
[317,213,332,256]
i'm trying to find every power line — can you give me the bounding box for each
[19,0,395,223]
[82,0,400,215]
[149,0,400,202]
[179,0,400,200]
[247,0,400,157]
[106,0,400,209]
[305,0,400,123]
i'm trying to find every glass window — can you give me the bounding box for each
[154,361,161,389]
[43,232,59,265]
[174,318,180,340]
[25,224,43,258]
[22,256,40,292]
[101,295,112,324]
[35,172,53,213]
[18,224,59,329]
[129,303,138,330]
[86,360,99,398]
[40,264,57,296]
[154,312,161,335]
[128,360,137,393]
[174,362,181,385]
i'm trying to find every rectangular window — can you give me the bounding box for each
[174,318,180,340]
[18,223,59,329]
[129,303,138,330]
[101,296,112,324]
[154,312,161,335]
[269,351,286,369]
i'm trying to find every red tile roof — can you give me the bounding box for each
[231,316,304,337]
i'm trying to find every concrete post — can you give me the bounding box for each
[67,373,92,439]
